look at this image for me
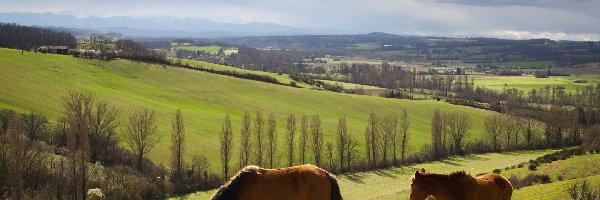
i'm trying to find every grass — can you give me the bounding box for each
[502,153,600,183]
[0,48,492,172]
[488,61,557,68]
[176,149,558,200]
[512,174,600,200]
[471,74,600,92]
[173,45,222,54]
[319,80,384,90]
[168,57,312,88]
[506,153,600,200]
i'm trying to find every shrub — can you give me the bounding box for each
[529,163,538,170]
[493,169,502,174]
[534,174,552,184]
[567,180,599,200]
[519,174,536,188]
[87,188,105,200]
[517,163,524,168]
[507,175,519,188]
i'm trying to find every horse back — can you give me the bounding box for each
[245,165,336,200]
[476,173,513,200]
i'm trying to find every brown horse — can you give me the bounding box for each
[410,169,512,200]
[212,164,343,200]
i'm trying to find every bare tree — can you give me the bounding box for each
[88,102,119,163]
[20,112,47,141]
[220,114,233,179]
[7,117,27,200]
[364,125,372,166]
[299,115,308,164]
[485,113,502,151]
[267,113,277,168]
[365,112,379,167]
[63,92,92,200]
[311,114,323,167]
[381,116,389,166]
[450,112,470,155]
[124,108,159,172]
[0,108,16,135]
[239,111,252,168]
[326,142,335,172]
[583,125,600,150]
[171,109,185,180]
[336,116,347,172]
[346,134,359,171]
[431,109,443,159]
[254,111,264,166]
[399,108,410,164]
[286,114,296,166]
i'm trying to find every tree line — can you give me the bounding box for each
[0,23,77,50]
[218,109,412,179]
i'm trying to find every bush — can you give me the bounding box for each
[534,174,552,184]
[87,188,105,200]
[507,175,519,187]
[493,169,502,174]
[517,163,524,168]
[567,180,599,200]
[519,174,536,188]
[529,163,539,170]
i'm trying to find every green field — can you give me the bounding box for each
[472,75,600,92]
[0,48,492,172]
[319,80,384,90]
[176,45,220,54]
[169,58,313,88]
[513,175,600,200]
[172,45,224,54]
[488,61,557,69]
[502,153,600,183]
[505,153,600,200]
[176,149,558,199]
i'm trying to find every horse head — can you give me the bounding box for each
[410,170,433,200]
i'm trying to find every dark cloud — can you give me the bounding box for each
[0,0,598,40]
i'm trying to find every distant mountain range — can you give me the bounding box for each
[0,12,327,38]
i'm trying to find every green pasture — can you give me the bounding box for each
[176,149,558,199]
[471,74,600,92]
[0,48,492,173]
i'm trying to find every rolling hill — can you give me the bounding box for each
[0,48,494,170]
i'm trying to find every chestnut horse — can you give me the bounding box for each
[410,169,512,200]
[212,164,343,200]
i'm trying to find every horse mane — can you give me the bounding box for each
[212,166,259,200]
[414,170,472,182]
[448,171,471,180]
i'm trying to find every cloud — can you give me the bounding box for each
[0,0,598,40]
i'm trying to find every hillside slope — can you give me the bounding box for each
[0,48,492,169]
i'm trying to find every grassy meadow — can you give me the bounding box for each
[0,48,494,171]
[505,153,600,200]
[168,57,312,88]
[176,149,558,199]
[471,74,600,92]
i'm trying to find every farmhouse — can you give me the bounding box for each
[38,46,69,55]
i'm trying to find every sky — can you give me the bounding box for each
[1,0,599,40]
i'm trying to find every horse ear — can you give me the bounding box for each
[414,170,420,178]
[420,168,426,173]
